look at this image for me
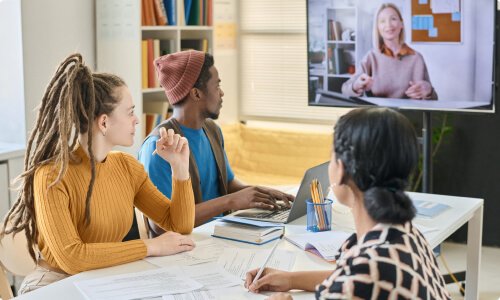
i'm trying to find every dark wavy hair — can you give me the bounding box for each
[333,107,419,224]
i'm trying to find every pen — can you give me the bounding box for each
[251,236,282,286]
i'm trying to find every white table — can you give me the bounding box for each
[16,192,483,300]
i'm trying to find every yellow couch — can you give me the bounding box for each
[221,123,333,186]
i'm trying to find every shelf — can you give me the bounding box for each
[327,41,355,44]
[327,74,352,78]
[142,26,213,31]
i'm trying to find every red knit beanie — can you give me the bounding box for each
[154,50,206,105]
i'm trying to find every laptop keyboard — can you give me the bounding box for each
[250,208,290,221]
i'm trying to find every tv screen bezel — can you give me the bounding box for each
[306,0,498,114]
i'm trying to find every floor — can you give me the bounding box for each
[440,242,500,299]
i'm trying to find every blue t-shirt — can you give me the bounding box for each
[138,124,234,202]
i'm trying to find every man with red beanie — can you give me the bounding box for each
[138,50,294,234]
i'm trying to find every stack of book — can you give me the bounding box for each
[212,217,284,245]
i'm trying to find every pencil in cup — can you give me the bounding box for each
[310,182,325,230]
[310,179,330,230]
[306,199,332,232]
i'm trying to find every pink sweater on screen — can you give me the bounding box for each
[342,45,437,100]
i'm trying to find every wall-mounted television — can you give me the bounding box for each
[307,0,496,112]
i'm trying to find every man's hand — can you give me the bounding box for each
[229,186,294,211]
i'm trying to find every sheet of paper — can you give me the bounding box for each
[414,223,439,235]
[285,231,350,261]
[181,263,241,289]
[144,239,225,267]
[162,286,267,300]
[431,0,459,14]
[74,266,203,300]
[217,247,295,279]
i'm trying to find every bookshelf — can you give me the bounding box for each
[96,0,214,153]
[324,6,357,93]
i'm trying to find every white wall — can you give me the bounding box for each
[214,0,239,124]
[0,0,26,144]
[21,0,96,137]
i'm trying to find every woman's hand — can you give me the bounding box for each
[144,231,195,256]
[245,268,293,293]
[352,73,373,94]
[405,80,432,99]
[156,128,190,180]
[267,292,293,300]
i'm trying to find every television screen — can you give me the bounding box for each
[307,0,496,112]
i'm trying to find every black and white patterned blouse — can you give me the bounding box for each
[315,222,451,300]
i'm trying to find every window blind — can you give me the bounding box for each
[239,0,348,123]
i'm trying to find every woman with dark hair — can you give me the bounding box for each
[245,107,450,300]
[0,53,196,294]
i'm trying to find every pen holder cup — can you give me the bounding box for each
[306,199,333,232]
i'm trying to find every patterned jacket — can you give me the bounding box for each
[315,222,451,300]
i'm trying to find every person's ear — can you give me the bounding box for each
[189,87,202,102]
[96,114,108,136]
[336,159,346,185]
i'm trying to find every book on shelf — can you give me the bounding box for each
[181,39,209,52]
[165,0,176,25]
[212,221,284,245]
[329,47,348,75]
[328,20,343,41]
[146,39,155,88]
[143,111,172,137]
[285,230,351,262]
[142,39,175,89]
[142,0,178,26]
[141,41,148,89]
[153,0,168,25]
[413,200,451,218]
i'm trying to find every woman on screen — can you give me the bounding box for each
[0,53,196,294]
[342,3,438,100]
[245,108,450,300]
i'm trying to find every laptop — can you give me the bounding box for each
[231,161,331,223]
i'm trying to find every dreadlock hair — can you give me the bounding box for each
[0,53,126,261]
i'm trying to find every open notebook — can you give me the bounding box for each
[285,231,351,262]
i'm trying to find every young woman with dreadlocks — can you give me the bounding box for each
[0,53,196,294]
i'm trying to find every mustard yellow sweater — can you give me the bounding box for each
[33,146,195,275]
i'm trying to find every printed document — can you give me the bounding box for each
[181,263,241,289]
[74,266,202,300]
[161,286,267,300]
[285,231,351,261]
[217,248,295,279]
[145,239,225,267]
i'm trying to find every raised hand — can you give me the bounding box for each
[144,231,195,257]
[352,73,373,94]
[156,127,190,180]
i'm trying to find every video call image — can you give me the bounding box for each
[307,0,495,112]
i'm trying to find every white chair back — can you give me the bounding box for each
[0,227,36,299]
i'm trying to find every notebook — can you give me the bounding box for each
[212,221,284,245]
[284,231,351,262]
[230,161,330,223]
[413,199,451,218]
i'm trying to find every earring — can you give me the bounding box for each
[102,131,106,137]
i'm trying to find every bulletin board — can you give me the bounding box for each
[411,0,462,43]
